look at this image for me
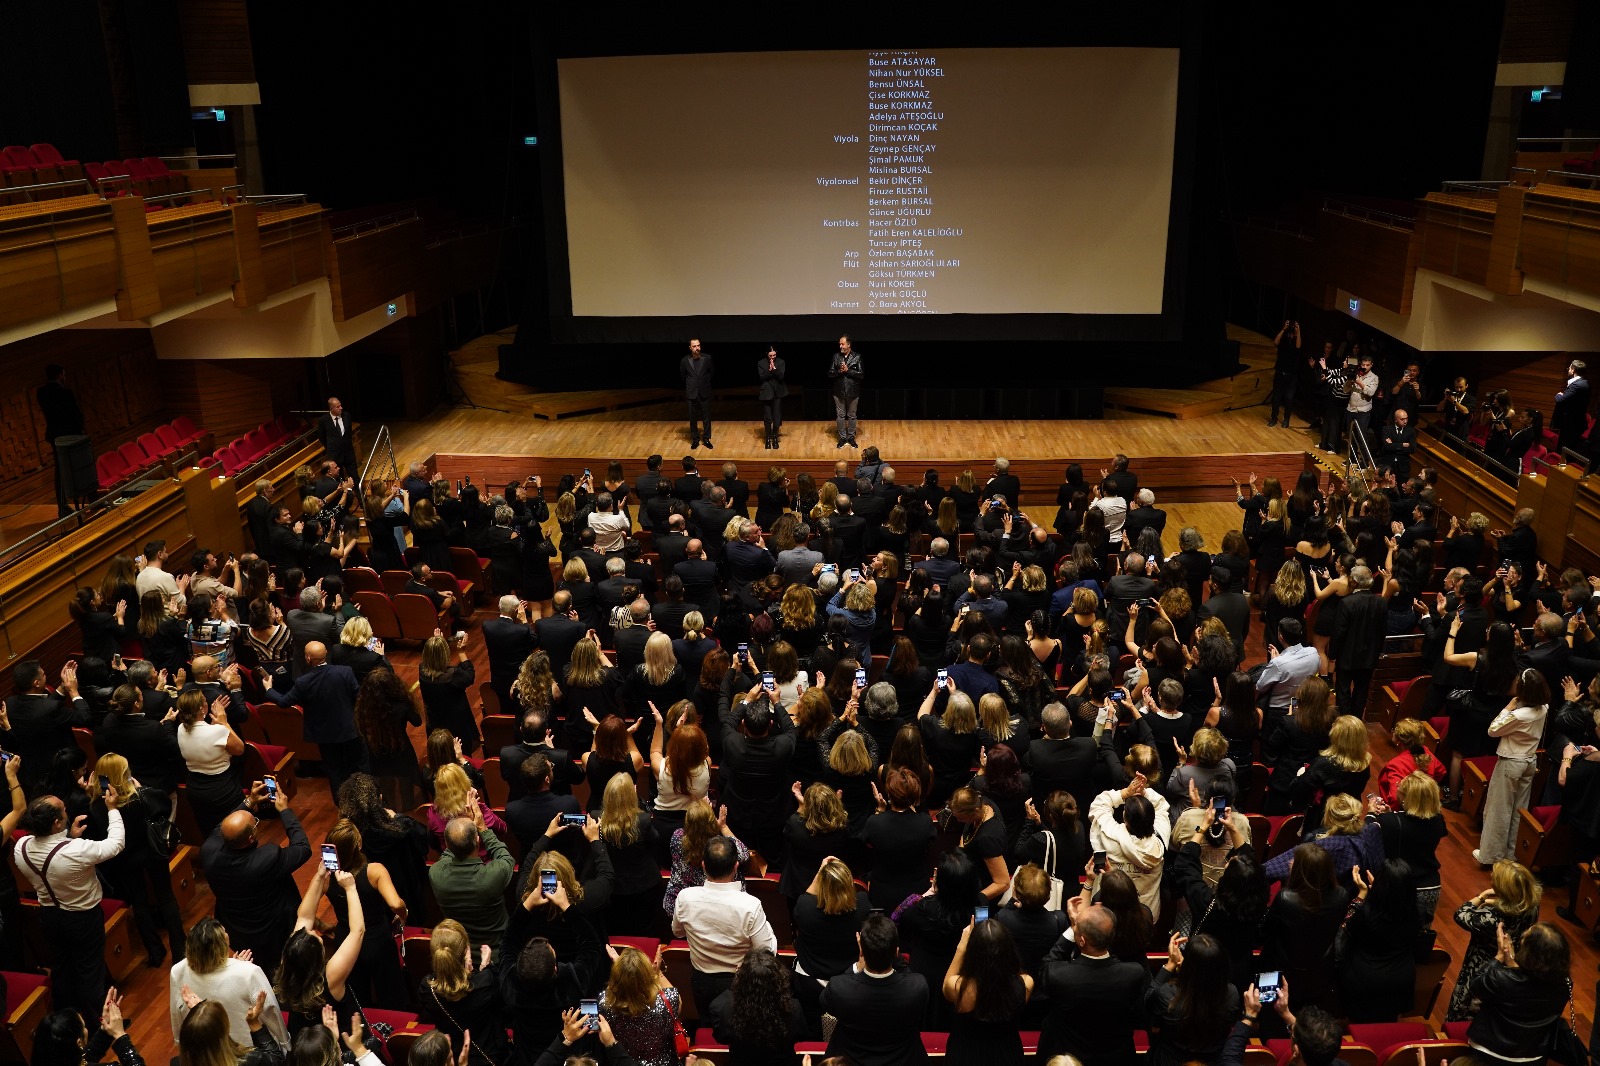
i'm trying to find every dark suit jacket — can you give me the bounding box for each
[326,643,392,686]
[756,356,787,400]
[483,617,537,708]
[831,514,869,570]
[985,473,1022,509]
[915,556,962,586]
[1555,376,1591,443]
[623,560,657,604]
[633,472,665,529]
[853,494,890,529]
[718,479,750,518]
[614,626,652,673]
[1104,470,1138,502]
[285,609,340,680]
[1123,506,1167,548]
[266,663,360,743]
[1496,525,1538,573]
[94,712,183,794]
[505,790,582,858]
[264,523,304,569]
[673,473,704,504]
[1330,590,1387,670]
[246,494,274,555]
[36,381,84,441]
[1198,590,1251,653]
[1038,952,1151,1066]
[3,693,90,794]
[654,532,690,577]
[674,559,721,620]
[200,805,311,961]
[689,500,731,557]
[534,616,587,678]
[317,413,357,470]
[1027,736,1099,812]
[1398,520,1438,552]
[500,741,583,801]
[821,967,929,1066]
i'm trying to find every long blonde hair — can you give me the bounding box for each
[1320,715,1371,772]
[780,584,816,630]
[680,799,719,867]
[528,851,583,906]
[800,782,848,836]
[428,920,471,1001]
[599,773,643,847]
[567,637,606,688]
[512,650,555,712]
[828,731,871,777]
[94,753,134,807]
[1273,560,1306,609]
[432,763,473,820]
[603,946,658,1016]
[978,694,1012,741]
[644,632,677,685]
[178,1001,252,1066]
[814,858,858,915]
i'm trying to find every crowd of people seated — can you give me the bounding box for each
[7,435,1600,1066]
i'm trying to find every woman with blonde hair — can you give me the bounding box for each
[324,819,409,1008]
[1447,859,1544,1020]
[510,649,560,715]
[822,728,877,832]
[1379,718,1447,805]
[416,919,507,1065]
[170,919,287,1048]
[424,762,507,855]
[671,610,720,680]
[791,856,870,1027]
[780,782,851,902]
[177,688,245,838]
[598,771,662,935]
[419,632,478,754]
[1263,558,1310,638]
[663,797,748,915]
[810,480,839,520]
[622,633,684,747]
[935,496,960,539]
[599,946,680,1066]
[918,686,981,806]
[1290,714,1371,831]
[776,583,824,663]
[1262,793,1383,895]
[950,468,980,532]
[1370,772,1447,922]
[409,497,451,572]
[88,753,186,967]
[175,995,281,1066]
[562,636,621,752]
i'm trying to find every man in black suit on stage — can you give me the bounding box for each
[483,596,537,712]
[36,363,85,517]
[316,397,358,477]
[829,335,864,448]
[681,339,714,450]
[821,914,928,1066]
[1554,358,1592,451]
[758,345,787,449]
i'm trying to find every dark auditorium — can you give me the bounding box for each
[7,5,1600,1066]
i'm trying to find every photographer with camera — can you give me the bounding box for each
[1438,375,1476,438]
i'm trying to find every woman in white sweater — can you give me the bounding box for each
[170,918,288,1049]
[1475,668,1552,866]
[1089,771,1173,921]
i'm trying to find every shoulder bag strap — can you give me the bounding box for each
[1042,830,1056,874]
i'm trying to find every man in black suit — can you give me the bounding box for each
[200,781,310,970]
[1330,565,1388,719]
[1104,553,1157,646]
[1027,702,1098,813]
[1493,508,1539,574]
[504,753,583,864]
[316,397,358,476]
[621,539,657,603]
[500,709,582,801]
[719,694,797,863]
[307,460,341,502]
[999,521,1058,575]
[401,462,432,510]
[821,914,929,1066]
[633,455,665,532]
[852,477,890,528]
[651,576,696,640]
[830,460,857,498]
[831,496,869,571]
[182,656,250,727]
[614,599,655,672]
[1377,407,1417,479]
[571,529,609,584]
[595,558,636,633]
[264,641,367,794]
[1122,489,1167,551]
[643,478,677,532]
[1102,454,1137,503]
[875,466,913,513]
[285,587,340,681]
[1523,612,1600,693]
[1038,903,1149,1065]
[1554,358,1592,451]
[95,679,183,794]
[674,540,721,625]
[37,363,86,516]
[689,484,731,561]
[1395,500,1438,551]
[1198,566,1251,654]
[246,479,274,556]
[984,457,1022,510]
[263,505,305,570]
[1,660,90,795]
[681,338,714,450]
[673,456,704,504]
[484,596,537,712]
[125,660,174,722]
[829,335,865,448]
[647,521,688,592]
[534,591,587,678]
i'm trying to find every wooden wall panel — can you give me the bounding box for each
[157,357,315,446]
[176,0,256,84]
[0,330,169,504]
[0,196,119,331]
[1520,186,1600,299]
[1501,0,1577,63]
[147,205,237,308]
[328,218,425,320]
[1315,209,1419,314]
[256,207,327,295]
[1417,195,1495,287]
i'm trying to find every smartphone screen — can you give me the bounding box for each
[1093,852,1108,874]
[854,668,867,687]
[762,672,776,693]
[936,668,949,688]
[738,643,749,659]
[1212,795,1227,814]
[320,844,340,873]
[541,870,558,896]
[98,775,111,794]
[579,998,600,1031]
[264,777,278,799]
[1109,689,1126,702]
[560,813,586,827]
[1257,970,1281,1003]
[974,903,990,922]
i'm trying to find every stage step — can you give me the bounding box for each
[1102,387,1233,420]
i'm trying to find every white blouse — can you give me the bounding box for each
[654,758,711,811]
[179,721,234,775]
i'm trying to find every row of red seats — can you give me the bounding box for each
[198,414,304,477]
[94,416,206,493]
[0,143,81,186]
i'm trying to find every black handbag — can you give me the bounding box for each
[1548,979,1587,1066]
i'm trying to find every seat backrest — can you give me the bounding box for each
[137,432,166,456]
[392,594,442,641]
[353,591,402,640]
[481,714,518,753]
[117,441,148,468]
[141,155,171,176]
[343,567,382,594]
[381,570,411,597]
[123,158,152,178]
[174,415,199,437]
[31,143,65,165]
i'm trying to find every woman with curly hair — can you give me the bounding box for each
[336,772,429,922]
[780,783,851,902]
[352,668,421,805]
[709,948,808,1065]
[775,583,825,665]
[510,649,560,717]
[662,798,749,916]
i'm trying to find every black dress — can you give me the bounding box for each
[778,816,852,899]
[1336,899,1421,1022]
[561,669,625,754]
[958,800,1008,895]
[918,715,981,807]
[583,755,636,812]
[860,808,936,909]
[946,975,1027,1066]
[412,521,453,573]
[1261,887,1350,1011]
[602,812,663,937]
[421,661,480,754]
[328,863,407,1009]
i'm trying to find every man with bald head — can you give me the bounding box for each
[181,654,249,727]
[673,538,720,623]
[1038,901,1150,1065]
[199,779,309,975]
[429,806,515,961]
[264,640,365,793]
[533,590,586,677]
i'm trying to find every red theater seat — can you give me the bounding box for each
[32,143,82,179]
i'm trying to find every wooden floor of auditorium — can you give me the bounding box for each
[97,400,1594,1058]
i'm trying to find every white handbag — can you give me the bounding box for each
[999,829,1065,910]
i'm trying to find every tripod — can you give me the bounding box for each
[443,350,509,414]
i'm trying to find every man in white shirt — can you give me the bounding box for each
[1089,480,1128,545]
[14,787,125,1017]
[587,492,631,555]
[135,538,189,614]
[1345,355,1380,440]
[1255,619,1322,713]
[671,834,777,1017]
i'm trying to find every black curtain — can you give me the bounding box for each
[118,0,192,153]
[0,0,118,162]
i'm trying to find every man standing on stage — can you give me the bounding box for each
[758,346,787,450]
[37,363,85,518]
[681,339,714,450]
[317,397,358,477]
[830,335,864,449]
